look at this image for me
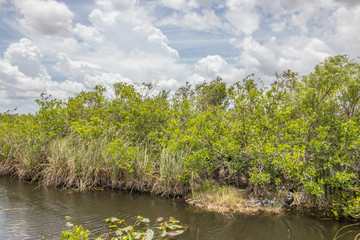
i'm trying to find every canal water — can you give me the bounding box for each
[0,177,357,240]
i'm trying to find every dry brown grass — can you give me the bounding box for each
[186,180,285,216]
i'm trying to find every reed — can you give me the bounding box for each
[159,148,186,186]
[0,130,40,180]
[107,143,190,195]
[0,128,192,195]
[41,135,115,189]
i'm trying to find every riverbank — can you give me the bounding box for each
[0,116,354,221]
[184,180,338,219]
[0,166,333,220]
[2,176,353,240]
[1,55,360,220]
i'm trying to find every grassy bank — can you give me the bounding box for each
[1,55,360,220]
[186,180,288,215]
[0,133,187,194]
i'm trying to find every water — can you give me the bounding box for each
[0,177,357,240]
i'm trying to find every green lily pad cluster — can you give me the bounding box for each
[61,216,186,240]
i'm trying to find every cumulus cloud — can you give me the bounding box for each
[270,21,287,33]
[237,36,333,79]
[1,0,359,113]
[88,8,178,57]
[159,0,223,10]
[0,38,133,113]
[8,0,187,88]
[72,7,188,84]
[161,0,187,10]
[54,53,132,89]
[330,5,360,55]
[157,78,180,90]
[96,0,137,11]
[0,40,84,113]
[73,23,103,45]
[191,55,245,84]
[334,0,360,7]
[15,0,74,35]
[0,59,44,97]
[54,53,102,81]
[157,9,224,32]
[159,0,259,35]
[224,0,260,36]
[188,0,222,9]
[195,55,227,77]
[4,38,49,79]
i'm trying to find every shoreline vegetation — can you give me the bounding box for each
[61,215,186,240]
[1,55,360,220]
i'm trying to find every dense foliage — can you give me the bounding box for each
[0,55,359,218]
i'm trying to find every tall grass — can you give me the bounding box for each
[159,149,186,186]
[0,129,124,190]
[41,135,113,189]
[0,128,192,195]
[0,129,41,180]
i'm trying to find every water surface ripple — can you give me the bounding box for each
[0,177,356,240]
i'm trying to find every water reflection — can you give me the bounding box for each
[0,177,356,240]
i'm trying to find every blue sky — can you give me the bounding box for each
[0,0,359,113]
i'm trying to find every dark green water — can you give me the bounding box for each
[0,177,357,240]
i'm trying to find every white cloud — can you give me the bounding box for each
[188,0,222,9]
[239,37,280,76]
[0,59,42,96]
[254,0,283,18]
[225,0,260,36]
[1,0,360,113]
[0,58,84,113]
[238,36,333,79]
[335,0,360,7]
[157,78,180,90]
[161,0,187,10]
[96,0,137,11]
[255,0,337,34]
[159,0,223,10]
[9,1,188,88]
[15,0,74,35]
[88,8,178,57]
[70,7,188,85]
[195,55,227,76]
[54,53,103,82]
[0,38,132,113]
[330,5,360,55]
[4,38,49,79]
[158,9,224,32]
[290,7,316,33]
[270,21,286,33]
[74,23,103,45]
[54,53,132,89]
[0,39,87,113]
[192,55,245,84]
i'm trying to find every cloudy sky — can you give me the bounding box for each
[0,0,359,113]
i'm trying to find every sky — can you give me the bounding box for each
[0,0,359,113]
